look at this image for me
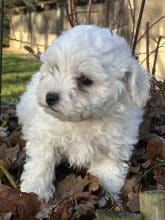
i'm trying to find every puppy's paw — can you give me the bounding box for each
[38,185,55,203]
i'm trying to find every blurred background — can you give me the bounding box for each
[1,0,165,101]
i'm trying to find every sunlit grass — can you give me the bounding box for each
[2,53,40,102]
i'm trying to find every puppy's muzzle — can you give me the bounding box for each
[46,92,60,106]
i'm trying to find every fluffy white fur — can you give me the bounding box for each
[17,25,150,203]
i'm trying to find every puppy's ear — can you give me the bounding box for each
[126,64,150,107]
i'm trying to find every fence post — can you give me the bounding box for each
[96,210,141,220]
[140,190,165,220]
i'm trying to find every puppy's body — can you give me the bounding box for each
[17,25,150,202]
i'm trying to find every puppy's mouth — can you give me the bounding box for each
[49,105,58,113]
[43,106,68,121]
[43,105,91,122]
[43,104,60,115]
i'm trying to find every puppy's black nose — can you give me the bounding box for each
[46,92,60,106]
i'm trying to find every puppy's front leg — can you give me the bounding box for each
[21,140,57,202]
[89,158,128,204]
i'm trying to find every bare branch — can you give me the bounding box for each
[104,0,110,27]
[88,0,93,24]
[137,16,165,44]
[9,37,45,47]
[146,22,150,72]
[65,0,74,27]
[127,0,135,44]
[132,0,146,54]
[140,41,165,65]
[152,36,162,75]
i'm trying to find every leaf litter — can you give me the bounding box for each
[0,89,164,219]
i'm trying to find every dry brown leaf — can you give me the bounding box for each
[146,136,165,160]
[141,159,152,169]
[55,174,98,219]
[84,174,100,192]
[0,142,10,158]
[74,199,96,217]
[73,192,97,218]
[10,133,26,150]
[0,159,11,170]
[126,192,140,212]
[56,173,99,200]
[122,175,139,197]
[154,167,165,188]
[0,189,42,218]
[49,198,73,220]
[75,192,97,204]
[0,180,12,192]
[0,142,20,166]
[55,174,87,200]
[47,191,97,220]
[129,165,141,174]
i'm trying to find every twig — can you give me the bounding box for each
[132,0,146,55]
[88,0,93,24]
[128,0,135,44]
[74,0,78,24]
[69,10,97,14]
[8,37,45,47]
[65,0,74,27]
[71,0,78,25]
[152,36,162,75]
[104,0,110,27]
[69,0,74,25]
[0,163,17,188]
[140,41,165,64]
[116,22,128,29]
[137,16,165,44]
[146,22,150,72]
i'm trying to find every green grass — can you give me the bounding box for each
[2,53,40,102]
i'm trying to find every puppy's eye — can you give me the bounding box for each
[78,75,93,86]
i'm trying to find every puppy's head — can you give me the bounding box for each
[37,25,150,122]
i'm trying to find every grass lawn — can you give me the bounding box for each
[2,51,40,102]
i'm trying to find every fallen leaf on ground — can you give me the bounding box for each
[0,141,20,169]
[126,192,140,212]
[56,173,99,200]
[56,174,88,199]
[122,175,139,197]
[154,167,165,188]
[0,189,42,218]
[0,180,12,192]
[49,198,73,220]
[146,135,165,160]
[10,132,26,150]
[84,174,100,192]
[141,159,152,169]
[54,174,98,219]
[129,165,141,174]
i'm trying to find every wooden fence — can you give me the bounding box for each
[96,190,165,220]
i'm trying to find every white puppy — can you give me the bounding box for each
[17,25,150,203]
